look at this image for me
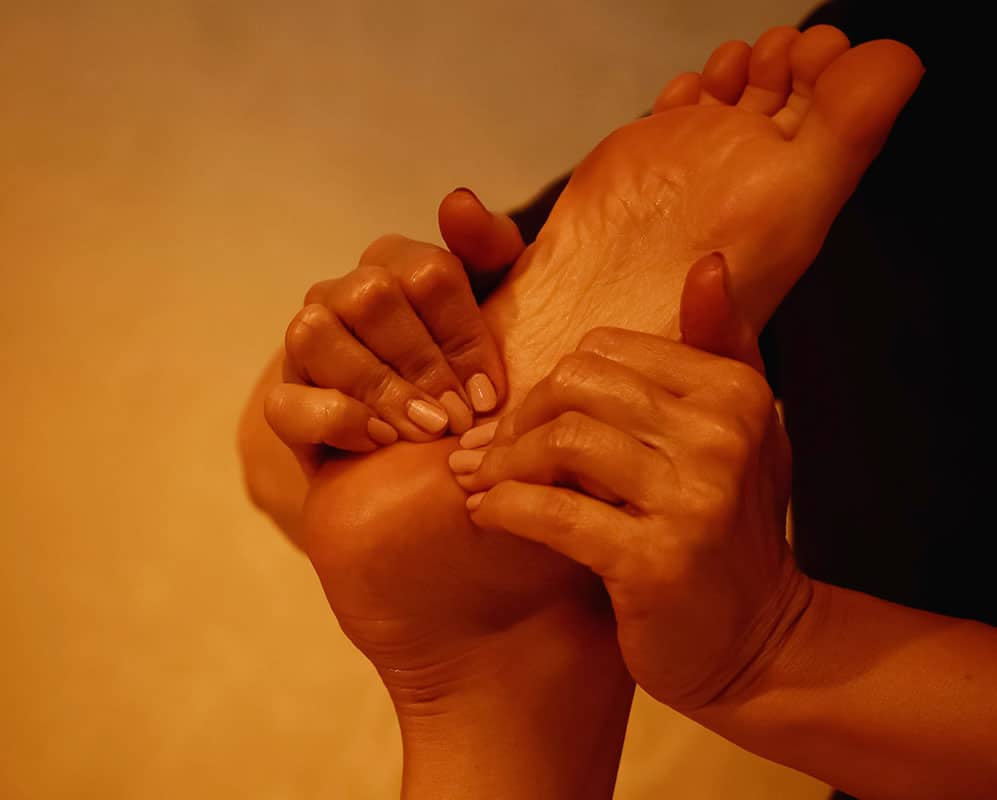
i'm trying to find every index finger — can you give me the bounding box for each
[576,326,770,404]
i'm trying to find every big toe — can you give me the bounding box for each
[802,38,925,155]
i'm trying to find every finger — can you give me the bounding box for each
[264,383,397,472]
[503,350,680,450]
[450,410,666,510]
[355,235,507,414]
[466,480,633,579]
[388,243,508,414]
[323,263,475,431]
[438,187,525,287]
[679,252,765,374]
[575,324,772,419]
[575,325,731,398]
[568,326,774,452]
[284,303,454,440]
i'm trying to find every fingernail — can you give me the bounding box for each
[448,448,486,474]
[709,251,731,294]
[407,399,448,434]
[439,391,473,435]
[459,420,499,450]
[466,492,486,512]
[466,373,497,413]
[367,418,398,446]
[454,186,481,204]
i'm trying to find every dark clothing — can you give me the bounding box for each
[508,4,982,797]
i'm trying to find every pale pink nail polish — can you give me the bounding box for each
[439,391,473,435]
[448,449,486,474]
[406,399,449,434]
[367,418,398,446]
[466,492,485,511]
[466,373,497,413]
[459,420,499,450]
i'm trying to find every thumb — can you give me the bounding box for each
[438,188,525,298]
[679,252,765,374]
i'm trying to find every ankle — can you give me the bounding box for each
[392,604,635,800]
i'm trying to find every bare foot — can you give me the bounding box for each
[302,25,924,708]
[489,25,924,399]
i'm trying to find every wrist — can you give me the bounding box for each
[690,580,997,799]
[392,601,635,800]
[687,561,820,731]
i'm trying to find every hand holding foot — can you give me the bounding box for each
[452,253,802,710]
[264,188,522,475]
[291,23,932,799]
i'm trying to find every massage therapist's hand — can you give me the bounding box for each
[449,253,810,710]
[263,188,525,475]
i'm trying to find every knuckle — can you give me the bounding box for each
[549,352,596,395]
[400,348,447,385]
[348,266,399,317]
[682,478,736,528]
[577,326,623,355]
[262,386,288,429]
[725,361,774,413]
[284,304,326,359]
[546,411,591,455]
[315,396,348,441]
[406,251,464,299]
[436,326,485,364]
[303,282,329,306]
[706,415,754,466]
[641,381,670,418]
[360,362,396,404]
[546,490,582,532]
[493,415,518,445]
[359,233,406,264]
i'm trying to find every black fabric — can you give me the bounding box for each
[768,3,989,630]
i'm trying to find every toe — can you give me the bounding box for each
[737,26,799,115]
[772,24,851,137]
[799,38,925,154]
[700,40,752,105]
[653,72,702,113]
[789,24,851,88]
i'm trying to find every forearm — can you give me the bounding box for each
[396,602,635,800]
[237,348,307,543]
[695,578,997,800]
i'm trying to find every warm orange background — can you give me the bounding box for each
[1,2,829,797]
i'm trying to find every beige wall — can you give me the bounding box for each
[1,2,828,797]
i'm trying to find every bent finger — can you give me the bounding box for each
[329,264,476,429]
[451,411,665,510]
[576,324,772,423]
[467,481,633,578]
[504,350,679,447]
[390,246,507,414]
[264,383,396,453]
[284,303,455,441]
[355,237,506,415]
